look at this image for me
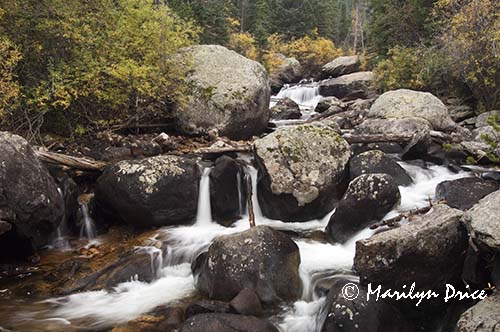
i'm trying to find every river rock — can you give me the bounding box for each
[270,54,303,93]
[181,313,279,332]
[349,150,412,186]
[464,190,500,252]
[0,132,64,257]
[229,288,263,316]
[315,97,346,113]
[185,300,232,318]
[436,177,499,210]
[173,45,270,140]
[95,155,200,227]
[353,204,468,291]
[455,291,500,332]
[254,123,351,221]
[209,156,246,226]
[320,55,361,79]
[319,72,374,100]
[326,174,400,243]
[368,89,456,131]
[192,226,302,303]
[319,277,410,332]
[270,98,302,120]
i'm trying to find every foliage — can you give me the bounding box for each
[228,32,259,61]
[434,0,500,110]
[0,0,199,137]
[0,9,21,119]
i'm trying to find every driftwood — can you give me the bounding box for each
[246,174,256,228]
[35,150,108,172]
[195,145,253,155]
[369,204,434,230]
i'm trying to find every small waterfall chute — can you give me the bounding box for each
[78,195,97,241]
[274,83,322,110]
[195,167,213,226]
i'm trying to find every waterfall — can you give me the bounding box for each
[52,188,70,250]
[275,83,322,110]
[79,201,96,241]
[195,167,213,226]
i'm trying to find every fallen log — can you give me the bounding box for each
[195,145,253,155]
[369,204,434,230]
[35,150,108,172]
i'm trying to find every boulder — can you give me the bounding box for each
[320,55,361,79]
[270,98,302,120]
[319,72,374,100]
[269,54,303,93]
[353,205,468,292]
[436,177,499,210]
[319,277,410,332]
[0,132,64,257]
[254,123,351,221]
[472,125,500,143]
[349,150,412,186]
[180,313,278,332]
[173,45,270,140]
[326,174,400,243]
[455,291,500,332]
[95,155,200,227]
[192,226,302,303]
[351,142,403,155]
[229,288,263,316]
[464,190,500,252]
[368,89,456,131]
[475,110,500,128]
[314,97,346,113]
[185,300,232,319]
[209,156,246,226]
[448,104,474,122]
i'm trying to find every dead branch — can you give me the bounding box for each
[246,174,256,228]
[35,150,108,172]
[369,205,433,230]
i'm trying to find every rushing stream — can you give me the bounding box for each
[0,159,471,332]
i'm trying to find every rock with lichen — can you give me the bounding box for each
[95,155,200,227]
[254,123,352,221]
[326,173,401,243]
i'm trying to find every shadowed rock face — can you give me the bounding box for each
[326,174,401,244]
[353,205,468,294]
[254,123,351,222]
[270,98,302,120]
[192,226,302,304]
[180,313,279,332]
[368,89,456,132]
[455,291,500,332]
[95,155,200,227]
[436,177,499,210]
[0,131,64,258]
[173,45,270,140]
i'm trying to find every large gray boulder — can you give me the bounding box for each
[369,89,456,131]
[95,155,200,227]
[326,174,400,243]
[464,190,500,252]
[436,177,499,210]
[254,123,352,221]
[192,226,302,303]
[270,54,303,93]
[455,291,500,332]
[0,132,64,256]
[174,45,270,140]
[353,205,468,292]
[320,55,360,79]
[319,72,374,100]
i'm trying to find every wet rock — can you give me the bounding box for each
[454,291,500,332]
[95,155,200,227]
[254,123,351,221]
[482,171,500,183]
[0,132,64,258]
[269,54,302,93]
[349,150,412,186]
[209,156,246,226]
[185,300,232,318]
[192,226,302,303]
[464,190,500,252]
[436,177,499,210]
[112,305,185,332]
[270,98,302,120]
[173,45,270,140]
[368,89,456,131]
[314,96,346,113]
[319,71,375,100]
[230,288,263,316]
[321,55,360,79]
[326,174,400,243]
[319,277,411,332]
[180,313,279,332]
[353,205,468,292]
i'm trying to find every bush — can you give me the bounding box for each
[227,32,259,61]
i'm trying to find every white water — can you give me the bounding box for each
[9,162,473,331]
[79,202,96,241]
[275,83,322,110]
[195,167,213,226]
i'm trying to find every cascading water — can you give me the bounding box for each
[2,161,475,332]
[79,201,96,241]
[275,83,322,110]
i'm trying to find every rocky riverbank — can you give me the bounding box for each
[1,48,499,332]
